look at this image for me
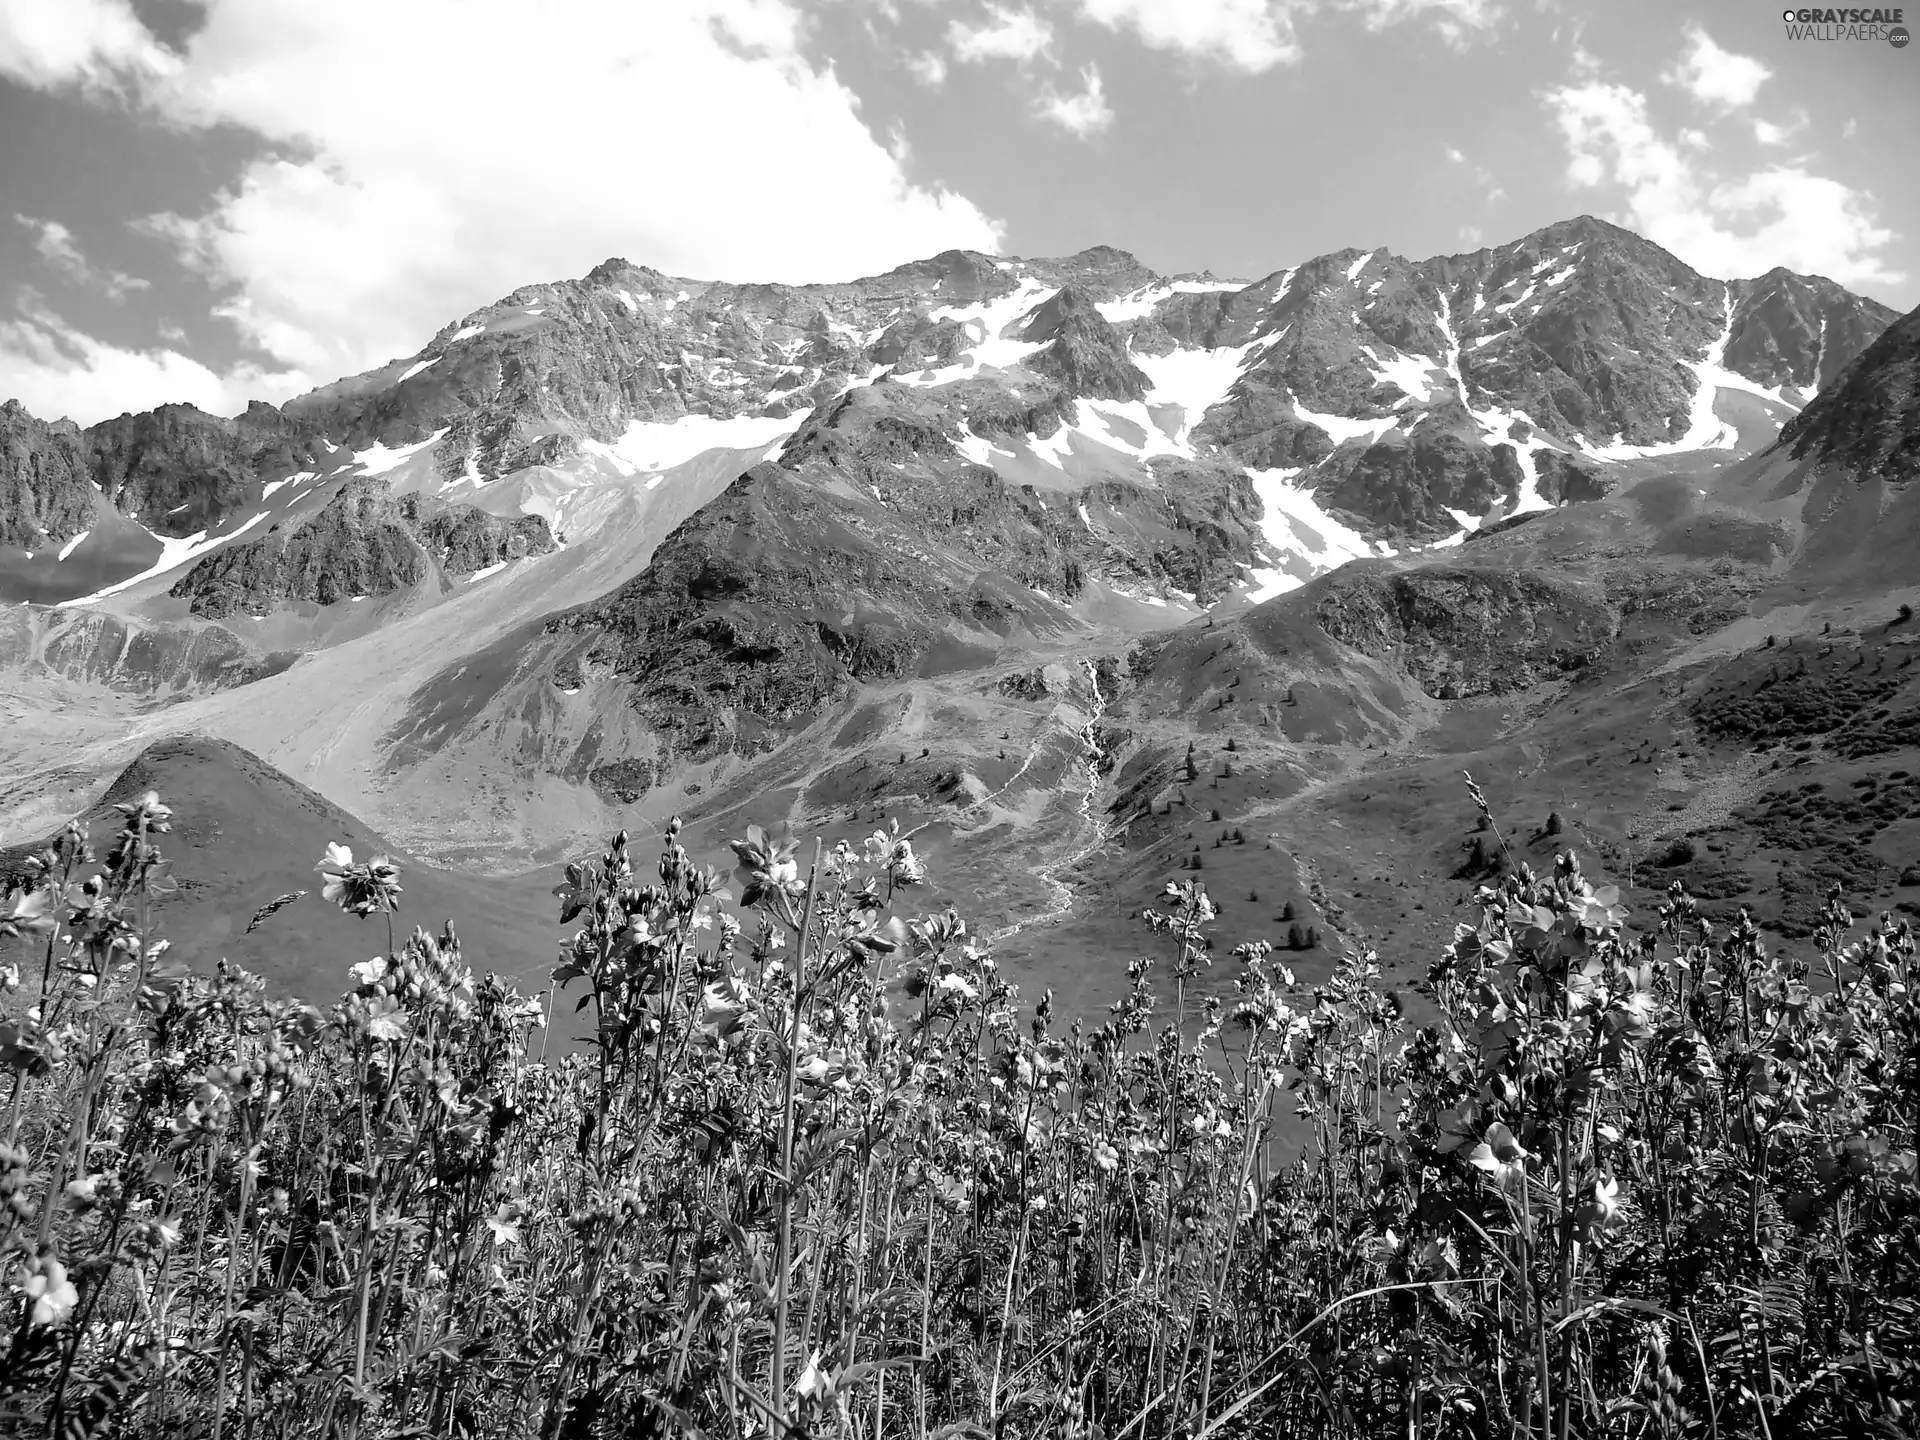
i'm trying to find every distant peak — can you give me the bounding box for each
[1063,244,1140,266]
[583,256,663,287]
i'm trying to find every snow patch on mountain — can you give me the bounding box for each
[1132,342,1258,449]
[580,412,801,476]
[60,510,274,608]
[1290,397,1399,447]
[899,279,1056,385]
[1363,346,1442,405]
[1243,466,1390,604]
[1097,277,1244,323]
[1582,287,1748,460]
[355,429,450,477]
[261,472,317,503]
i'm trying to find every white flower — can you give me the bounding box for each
[350,956,389,987]
[938,973,977,999]
[795,1349,829,1401]
[768,859,799,886]
[20,1257,77,1327]
[320,842,354,871]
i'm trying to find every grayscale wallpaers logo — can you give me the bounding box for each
[1781,7,1910,43]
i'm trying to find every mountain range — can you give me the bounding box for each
[2,214,1915,1015]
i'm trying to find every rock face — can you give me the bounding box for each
[168,479,554,617]
[0,402,92,551]
[1726,268,1891,392]
[1020,286,1151,401]
[0,401,327,552]
[1778,303,1920,483]
[1315,566,1618,697]
[0,602,300,696]
[85,403,325,538]
[547,463,1073,775]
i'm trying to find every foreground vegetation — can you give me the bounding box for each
[2,778,1917,1438]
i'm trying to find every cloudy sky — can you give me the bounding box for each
[1,0,1912,426]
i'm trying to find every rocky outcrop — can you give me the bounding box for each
[0,399,325,554]
[168,479,554,617]
[1727,268,1891,393]
[1778,301,1920,483]
[1020,286,1150,401]
[776,386,1265,602]
[1314,417,1524,537]
[547,464,1071,767]
[1532,450,1613,505]
[6,604,301,695]
[1314,566,1618,697]
[85,403,325,539]
[0,401,93,550]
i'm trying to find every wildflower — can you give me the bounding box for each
[729,824,803,905]
[315,843,404,918]
[485,1204,524,1250]
[0,886,52,941]
[938,972,977,1000]
[113,790,172,831]
[1467,1122,1531,1191]
[349,956,389,989]
[1577,1174,1628,1240]
[1092,1140,1120,1172]
[63,1176,100,1209]
[18,1255,78,1327]
[795,1349,831,1402]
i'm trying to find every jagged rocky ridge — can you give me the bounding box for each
[167,478,555,617]
[1779,302,1920,482]
[0,217,1901,612]
[0,399,325,550]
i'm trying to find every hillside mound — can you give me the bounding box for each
[1,735,558,1003]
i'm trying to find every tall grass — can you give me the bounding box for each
[1,780,1917,1437]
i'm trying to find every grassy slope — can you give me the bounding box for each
[1,735,562,1007]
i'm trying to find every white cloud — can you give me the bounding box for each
[908,50,949,86]
[0,287,302,425]
[1076,0,1300,72]
[1661,24,1769,111]
[1459,225,1484,246]
[1,0,1004,421]
[14,214,150,299]
[1035,63,1114,138]
[1340,0,1502,48]
[0,0,176,89]
[1444,144,1466,163]
[948,4,1054,64]
[1072,0,1500,73]
[1546,76,1901,288]
[1752,118,1787,146]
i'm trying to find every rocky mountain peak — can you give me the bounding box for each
[1777,303,1920,482]
[1,216,1906,614]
